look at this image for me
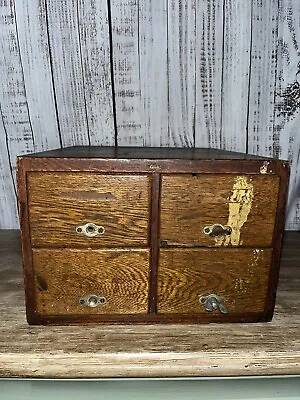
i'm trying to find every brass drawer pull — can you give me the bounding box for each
[76,222,105,237]
[79,294,107,308]
[203,224,232,237]
[199,294,228,314]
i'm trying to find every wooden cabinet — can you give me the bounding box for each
[17,147,289,325]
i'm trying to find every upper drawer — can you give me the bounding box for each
[28,173,151,247]
[160,174,280,247]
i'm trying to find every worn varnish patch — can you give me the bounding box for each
[160,174,278,248]
[215,176,254,247]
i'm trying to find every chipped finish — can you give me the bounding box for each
[215,176,254,247]
[160,174,279,248]
[260,161,270,174]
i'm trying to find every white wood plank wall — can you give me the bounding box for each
[0,0,299,230]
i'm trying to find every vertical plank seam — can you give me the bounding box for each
[44,0,63,148]
[271,0,281,158]
[12,0,35,151]
[245,0,254,155]
[219,0,226,149]
[0,103,17,199]
[137,0,141,84]
[76,0,91,147]
[166,0,170,147]
[106,0,118,147]
[193,3,196,148]
[137,0,143,145]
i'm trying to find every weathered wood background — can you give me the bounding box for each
[0,0,299,230]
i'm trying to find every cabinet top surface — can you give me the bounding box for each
[0,231,299,379]
[19,146,281,161]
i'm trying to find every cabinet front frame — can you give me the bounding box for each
[17,156,289,325]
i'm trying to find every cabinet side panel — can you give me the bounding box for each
[16,158,37,324]
[265,162,290,320]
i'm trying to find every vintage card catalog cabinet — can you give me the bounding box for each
[17,147,289,325]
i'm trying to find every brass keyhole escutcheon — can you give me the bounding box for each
[203,224,232,237]
[76,223,105,237]
[79,294,107,308]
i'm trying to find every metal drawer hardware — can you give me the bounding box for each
[76,222,105,237]
[199,294,228,314]
[203,224,232,237]
[79,294,107,308]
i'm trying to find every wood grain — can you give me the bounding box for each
[275,0,300,231]
[45,0,89,146]
[27,172,151,247]
[221,0,251,152]
[110,0,143,146]
[195,0,223,148]
[77,0,115,145]
[14,0,61,150]
[32,249,150,316]
[0,0,35,184]
[167,0,195,147]
[247,0,279,156]
[160,174,280,247]
[1,231,300,377]
[157,248,272,315]
[139,0,168,146]
[0,119,18,228]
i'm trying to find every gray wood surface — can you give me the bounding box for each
[0,230,300,378]
[0,0,299,230]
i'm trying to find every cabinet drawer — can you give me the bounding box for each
[32,249,150,315]
[160,174,279,247]
[157,248,272,315]
[28,173,151,247]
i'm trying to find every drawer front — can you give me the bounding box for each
[32,249,150,315]
[160,174,279,247]
[157,248,272,315]
[28,173,150,247]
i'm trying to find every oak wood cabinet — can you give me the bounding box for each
[17,147,289,325]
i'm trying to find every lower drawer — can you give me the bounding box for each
[157,248,272,315]
[32,249,150,316]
